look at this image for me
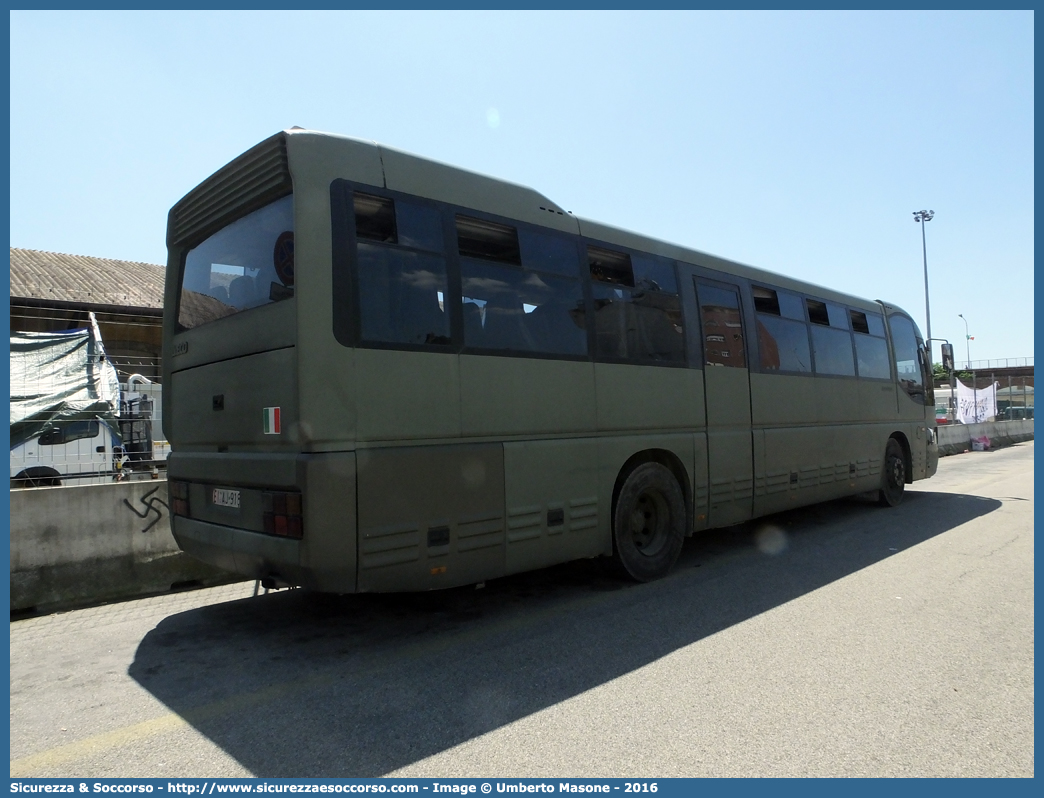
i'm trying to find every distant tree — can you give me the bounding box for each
[933,363,972,384]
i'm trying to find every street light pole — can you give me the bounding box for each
[913,210,935,359]
[957,313,978,422]
[958,313,971,369]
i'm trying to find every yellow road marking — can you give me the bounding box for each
[11,713,187,777]
[10,676,334,776]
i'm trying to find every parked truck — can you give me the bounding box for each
[10,314,166,488]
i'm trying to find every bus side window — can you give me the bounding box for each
[806,298,847,328]
[462,268,587,355]
[850,310,870,334]
[632,254,677,293]
[756,317,811,373]
[518,228,587,355]
[457,215,521,264]
[810,326,856,376]
[850,309,891,380]
[396,202,444,252]
[518,228,580,278]
[753,286,811,373]
[354,193,451,347]
[806,296,855,377]
[459,222,586,357]
[695,283,745,368]
[590,248,684,364]
[591,285,684,363]
[588,246,633,287]
[888,314,926,403]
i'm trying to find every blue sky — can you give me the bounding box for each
[9,10,1033,365]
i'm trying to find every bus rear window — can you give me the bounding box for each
[178,195,295,330]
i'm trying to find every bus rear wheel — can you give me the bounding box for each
[878,439,905,507]
[612,462,685,582]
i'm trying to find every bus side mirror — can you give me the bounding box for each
[941,343,954,371]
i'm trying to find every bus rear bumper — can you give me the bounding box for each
[168,451,358,593]
[172,516,315,589]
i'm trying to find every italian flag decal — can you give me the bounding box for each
[263,407,281,435]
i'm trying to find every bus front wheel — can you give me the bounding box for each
[612,462,685,582]
[878,439,905,508]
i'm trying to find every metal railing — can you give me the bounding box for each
[958,358,1034,371]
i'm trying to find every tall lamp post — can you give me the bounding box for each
[913,210,935,359]
[958,313,972,369]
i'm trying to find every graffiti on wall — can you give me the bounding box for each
[123,484,169,533]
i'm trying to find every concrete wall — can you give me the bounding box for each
[937,419,1034,457]
[10,479,240,613]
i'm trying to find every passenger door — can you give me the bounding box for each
[692,277,754,527]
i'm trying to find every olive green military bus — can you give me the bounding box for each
[164,128,938,592]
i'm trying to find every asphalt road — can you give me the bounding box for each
[10,442,1034,778]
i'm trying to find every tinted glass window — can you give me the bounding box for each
[461,260,586,355]
[39,420,100,446]
[396,201,444,252]
[355,194,396,242]
[807,298,850,330]
[811,326,855,376]
[827,302,849,329]
[357,244,450,346]
[632,255,677,294]
[850,310,870,334]
[697,284,746,368]
[807,299,829,326]
[588,247,634,287]
[178,194,295,330]
[754,286,804,321]
[519,229,580,277]
[778,292,805,321]
[753,286,780,315]
[855,335,891,380]
[592,284,684,363]
[889,314,925,401]
[757,316,812,373]
[866,312,886,338]
[457,216,521,264]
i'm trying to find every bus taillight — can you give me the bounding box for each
[263,490,303,539]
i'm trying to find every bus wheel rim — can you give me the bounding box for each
[631,490,668,556]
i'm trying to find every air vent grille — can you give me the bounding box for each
[168,132,291,248]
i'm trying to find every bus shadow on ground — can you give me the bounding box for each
[129,489,998,777]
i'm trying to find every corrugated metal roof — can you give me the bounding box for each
[10,248,165,310]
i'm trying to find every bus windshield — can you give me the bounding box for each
[177,194,294,330]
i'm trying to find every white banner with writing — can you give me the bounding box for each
[956,379,998,424]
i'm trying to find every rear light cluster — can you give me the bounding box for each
[263,490,303,539]
[169,480,190,516]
